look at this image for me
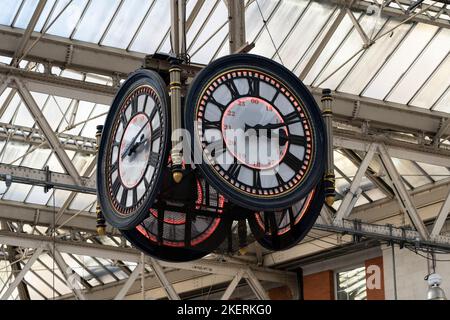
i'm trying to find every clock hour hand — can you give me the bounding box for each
[244,119,302,132]
[128,134,148,155]
[121,119,150,160]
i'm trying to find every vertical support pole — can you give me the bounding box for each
[178,0,187,58]
[322,89,335,207]
[169,59,184,183]
[227,0,246,53]
[391,243,398,300]
[95,125,106,236]
[170,0,180,56]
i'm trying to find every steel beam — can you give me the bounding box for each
[0,244,45,300]
[10,0,48,68]
[227,0,246,53]
[0,231,295,286]
[334,0,450,30]
[114,263,142,300]
[149,258,181,300]
[245,269,270,300]
[221,269,245,300]
[431,190,450,238]
[378,144,430,239]
[0,122,97,155]
[13,78,83,185]
[300,8,347,80]
[334,143,377,222]
[51,248,86,300]
[0,163,96,194]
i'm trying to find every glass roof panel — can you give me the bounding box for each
[338,19,412,95]
[101,0,153,49]
[363,23,439,100]
[245,0,279,43]
[0,0,22,26]
[276,1,335,71]
[314,14,388,90]
[411,53,450,110]
[130,0,172,54]
[189,1,228,64]
[417,162,450,181]
[13,0,40,29]
[21,148,52,169]
[26,186,53,206]
[433,87,450,112]
[33,0,57,32]
[45,0,89,38]
[392,158,430,188]
[72,0,121,43]
[387,28,450,106]
[2,182,32,202]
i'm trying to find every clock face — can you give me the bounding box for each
[121,175,231,262]
[186,54,326,211]
[97,70,169,230]
[248,184,325,251]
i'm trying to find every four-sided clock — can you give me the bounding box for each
[185,54,326,211]
[97,54,329,260]
[97,69,170,230]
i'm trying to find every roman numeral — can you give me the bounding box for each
[151,127,162,142]
[149,104,158,121]
[288,207,296,230]
[149,152,159,167]
[284,111,300,123]
[248,77,260,96]
[208,96,226,112]
[271,90,280,104]
[264,212,279,236]
[120,189,128,207]
[275,172,285,185]
[253,170,262,188]
[206,140,226,158]
[225,80,240,99]
[110,161,119,173]
[203,119,221,131]
[227,161,241,180]
[284,152,303,171]
[120,113,127,128]
[131,98,138,115]
[132,188,138,205]
[112,177,121,197]
[289,135,306,146]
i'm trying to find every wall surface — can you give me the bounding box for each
[382,245,450,300]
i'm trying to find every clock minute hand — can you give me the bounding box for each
[121,119,150,160]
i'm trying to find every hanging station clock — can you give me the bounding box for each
[248,183,324,251]
[185,54,326,211]
[97,70,170,230]
[122,168,231,262]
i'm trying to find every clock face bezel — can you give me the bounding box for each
[121,175,232,262]
[185,54,326,211]
[248,183,325,251]
[97,69,169,230]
